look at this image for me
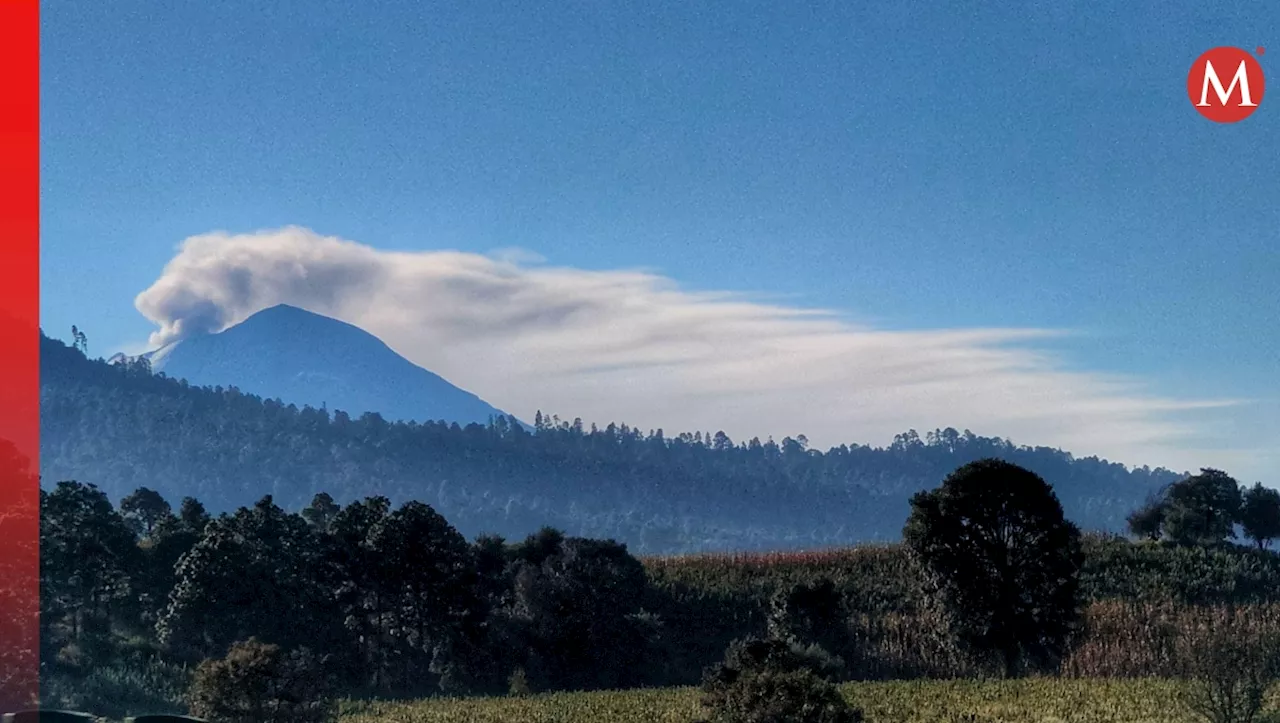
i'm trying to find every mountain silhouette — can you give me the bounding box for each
[137,304,516,427]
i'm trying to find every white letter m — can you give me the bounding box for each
[1198,59,1258,107]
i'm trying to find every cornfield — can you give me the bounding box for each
[337,678,1276,722]
[1063,601,1280,678]
[643,537,1280,681]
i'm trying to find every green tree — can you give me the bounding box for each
[39,481,139,647]
[157,496,339,660]
[138,499,210,623]
[70,325,87,355]
[188,637,334,723]
[300,492,340,534]
[1239,483,1280,551]
[326,496,392,691]
[1163,469,1243,546]
[367,500,479,694]
[903,459,1083,677]
[178,496,211,534]
[39,331,1188,555]
[766,578,850,666]
[505,534,657,692]
[1126,492,1166,542]
[120,486,173,538]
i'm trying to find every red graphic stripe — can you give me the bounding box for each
[0,0,41,711]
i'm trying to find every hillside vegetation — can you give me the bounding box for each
[40,334,1181,552]
[35,469,1280,717]
[35,333,1280,721]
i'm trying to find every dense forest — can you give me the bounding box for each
[39,334,1184,553]
[33,471,1280,718]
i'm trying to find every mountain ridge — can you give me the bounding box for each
[113,304,518,428]
[42,334,1183,553]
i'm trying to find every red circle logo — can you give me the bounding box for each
[1188,47,1265,123]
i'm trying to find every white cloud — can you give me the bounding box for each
[134,226,1253,477]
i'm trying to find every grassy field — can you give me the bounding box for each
[336,678,1252,723]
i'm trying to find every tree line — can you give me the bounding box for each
[42,480,677,703]
[39,332,1185,553]
[37,456,1280,720]
[1126,469,1280,549]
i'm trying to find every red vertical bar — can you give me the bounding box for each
[0,0,41,712]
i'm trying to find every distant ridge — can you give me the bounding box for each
[121,304,518,427]
[47,332,1182,552]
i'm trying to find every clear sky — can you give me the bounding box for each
[40,2,1279,480]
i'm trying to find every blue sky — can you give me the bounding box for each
[40,2,1278,478]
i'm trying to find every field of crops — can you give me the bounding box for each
[336,678,1261,723]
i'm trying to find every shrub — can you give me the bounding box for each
[188,638,333,723]
[699,637,862,723]
[700,667,860,723]
[507,667,532,697]
[1176,612,1280,723]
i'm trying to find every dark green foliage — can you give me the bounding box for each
[40,481,140,664]
[177,498,210,534]
[33,337,1280,714]
[1126,493,1166,541]
[138,513,205,624]
[120,487,174,538]
[767,578,850,667]
[30,475,1280,718]
[188,638,333,723]
[323,496,393,692]
[38,333,1181,553]
[699,638,862,723]
[903,459,1083,677]
[716,638,845,683]
[503,535,660,692]
[1163,469,1243,546]
[1240,483,1280,551]
[300,493,339,534]
[40,654,190,719]
[701,668,859,723]
[645,536,1280,682]
[1077,535,1280,605]
[364,500,479,694]
[156,497,342,661]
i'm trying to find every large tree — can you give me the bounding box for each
[157,496,340,660]
[1239,483,1280,550]
[903,458,1083,677]
[177,496,211,533]
[119,486,173,537]
[40,481,140,646]
[367,500,479,694]
[1163,469,1243,546]
[301,492,340,534]
[1126,492,1167,542]
[326,495,393,690]
[504,534,658,692]
[188,637,334,723]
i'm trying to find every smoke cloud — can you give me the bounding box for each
[135,226,1245,475]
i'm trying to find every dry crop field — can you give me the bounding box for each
[336,678,1262,723]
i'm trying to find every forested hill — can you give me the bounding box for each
[39,333,1183,553]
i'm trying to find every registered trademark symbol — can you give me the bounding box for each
[1258,46,1266,56]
